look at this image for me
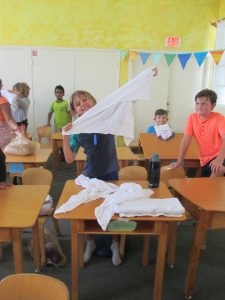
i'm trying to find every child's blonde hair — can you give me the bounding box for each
[70,90,97,112]
[13,82,30,97]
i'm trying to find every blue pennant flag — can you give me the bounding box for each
[194,52,208,66]
[178,53,192,69]
[140,52,150,65]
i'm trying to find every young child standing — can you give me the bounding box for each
[171,89,225,177]
[11,82,30,132]
[47,85,71,131]
[146,108,174,140]
[63,90,121,266]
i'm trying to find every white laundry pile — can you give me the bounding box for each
[154,124,174,140]
[55,175,185,231]
[54,174,118,214]
[62,66,155,145]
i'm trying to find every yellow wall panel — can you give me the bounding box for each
[0,0,220,51]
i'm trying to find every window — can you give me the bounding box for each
[212,20,225,104]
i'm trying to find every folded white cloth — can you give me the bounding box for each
[118,198,185,217]
[62,66,155,145]
[154,124,174,140]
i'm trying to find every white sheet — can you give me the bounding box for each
[62,66,155,145]
[154,124,174,140]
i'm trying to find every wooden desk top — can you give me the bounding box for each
[75,146,139,161]
[0,185,49,228]
[139,132,199,160]
[169,177,225,212]
[55,180,186,221]
[5,148,52,164]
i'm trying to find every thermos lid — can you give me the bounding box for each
[151,153,160,161]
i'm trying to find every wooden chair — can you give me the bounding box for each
[118,166,148,261]
[37,125,52,149]
[119,165,148,180]
[22,167,61,266]
[0,273,69,300]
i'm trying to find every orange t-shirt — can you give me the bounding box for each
[184,112,225,166]
[0,96,9,121]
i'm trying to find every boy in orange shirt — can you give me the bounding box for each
[171,89,225,177]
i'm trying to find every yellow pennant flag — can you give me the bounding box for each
[129,51,139,61]
[210,50,224,65]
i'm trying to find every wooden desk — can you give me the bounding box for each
[5,148,52,168]
[0,185,49,273]
[54,180,186,300]
[139,133,200,173]
[169,177,225,298]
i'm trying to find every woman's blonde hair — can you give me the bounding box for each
[13,82,30,97]
[70,90,97,111]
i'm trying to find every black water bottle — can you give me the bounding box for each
[148,153,160,188]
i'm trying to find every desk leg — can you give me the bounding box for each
[71,220,79,300]
[76,162,83,176]
[185,212,209,298]
[167,222,177,268]
[11,229,23,273]
[153,222,168,300]
[53,140,59,174]
[32,221,41,272]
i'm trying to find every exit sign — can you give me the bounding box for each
[165,36,181,48]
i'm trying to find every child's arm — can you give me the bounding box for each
[47,111,53,127]
[62,123,77,164]
[14,97,29,109]
[209,134,225,175]
[68,111,72,123]
[170,134,192,168]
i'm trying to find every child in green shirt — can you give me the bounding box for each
[47,85,71,131]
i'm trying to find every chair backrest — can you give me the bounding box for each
[160,166,186,187]
[37,126,52,147]
[119,166,148,180]
[0,273,69,300]
[22,167,53,185]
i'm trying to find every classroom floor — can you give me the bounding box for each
[1,158,225,300]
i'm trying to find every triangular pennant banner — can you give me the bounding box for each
[164,54,176,66]
[139,52,150,65]
[129,51,139,61]
[194,51,208,66]
[210,50,224,65]
[178,53,191,69]
[151,53,162,65]
[118,49,128,60]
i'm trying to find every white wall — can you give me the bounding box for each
[0,46,120,137]
[128,53,212,138]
